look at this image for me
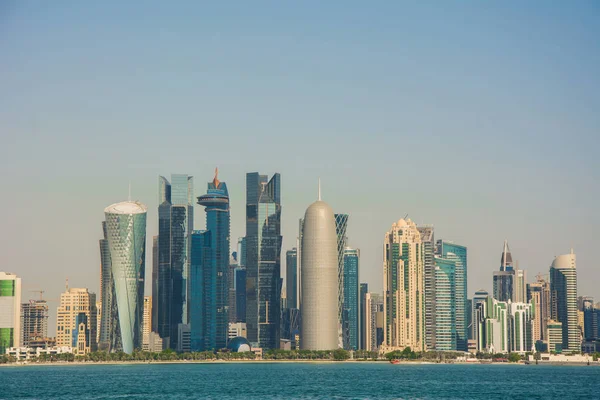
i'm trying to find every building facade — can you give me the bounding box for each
[104,201,147,354]
[300,189,338,350]
[359,283,368,350]
[509,302,533,354]
[99,221,116,351]
[334,213,349,347]
[550,250,579,352]
[156,174,194,350]
[527,276,551,343]
[190,170,231,351]
[245,172,282,350]
[56,287,97,354]
[433,256,456,351]
[436,240,467,351]
[21,300,48,348]
[142,296,152,351]
[417,226,435,351]
[0,272,21,354]
[475,296,508,353]
[343,247,360,350]
[286,248,298,310]
[383,218,425,352]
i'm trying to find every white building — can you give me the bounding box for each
[6,346,72,361]
[0,272,22,352]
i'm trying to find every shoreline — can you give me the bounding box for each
[2,359,599,367]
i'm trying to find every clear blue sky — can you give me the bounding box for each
[1,1,599,335]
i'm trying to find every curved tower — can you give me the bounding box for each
[301,183,338,350]
[104,201,147,354]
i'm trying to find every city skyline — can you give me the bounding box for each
[2,2,599,338]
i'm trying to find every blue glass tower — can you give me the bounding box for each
[235,267,247,322]
[245,172,282,349]
[156,174,194,350]
[191,169,230,351]
[343,248,359,350]
[436,240,467,351]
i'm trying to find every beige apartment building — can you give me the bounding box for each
[382,218,425,352]
[56,287,97,354]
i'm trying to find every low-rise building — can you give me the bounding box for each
[6,346,72,361]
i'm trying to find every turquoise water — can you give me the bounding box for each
[0,363,598,399]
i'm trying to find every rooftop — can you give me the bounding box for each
[104,201,147,215]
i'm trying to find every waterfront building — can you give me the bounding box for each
[467,299,473,340]
[433,256,456,351]
[334,214,349,347]
[0,272,21,353]
[104,201,147,354]
[359,283,368,350]
[56,287,97,354]
[581,297,598,342]
[300,184,338,350]
[156,174,194,350]
[509,302,533,354]
[98,221,114,351]
[188,169,231,351]
[471,289,489,349]
[286,248,298,309]
[527,276,551,343]
[383,218,425,352]
[96,301,101,345]
[245,172,282,350]
[343,248,360,350]
[475,296,508,353]
[417,226,435,350]
[546,319,563,353]
[20,300,48,348]
[151,236,158,333]
[436,240,467,351]
[142,296,152,351]
[550,250,579,352]
[147,332,163,352]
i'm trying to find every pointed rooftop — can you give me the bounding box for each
[500,240,513,271]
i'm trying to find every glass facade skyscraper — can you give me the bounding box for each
[190,170,230,351]
[343,248,359,350]
[286,248,298,310]
[156,174,193,350]
[99,221,119,351]
[334,214,349,347]
[436,240,467,351]
[104,201,147,354]
[235,267,247,322]
[550,250,578,352]
[245,172,282,349]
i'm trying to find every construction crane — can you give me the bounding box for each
[29,290,45,300]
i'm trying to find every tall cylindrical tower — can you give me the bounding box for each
[301,191,338,350]
[104,201,147,354]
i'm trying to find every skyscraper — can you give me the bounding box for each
[190,169,230,351]
[343,247,360,350]
[57,287,97,354]
[104,201,147,354]
[527,275,551,343]
[235,267,247,322]
[433,256,456,351]
[550,250,578,352]
[436,240,467,351]
[156,174,194,350]
[383,218,425,352]
[245,172,282,350]
[21,299,49,347]
[286,248,298,310]
[301,184,338,350]
[417,226,435,351]
[334,213,349,347]
[0,272,21,353]
[581,297,597,342]
[475,296,508,353]
[471,289,489,349]
[493,240,515,302]
[99,221,117,352]
[359,283,368,350]
[509,302,533,354]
